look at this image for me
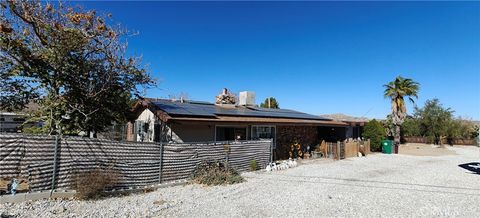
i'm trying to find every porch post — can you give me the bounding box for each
[158,123,164,184]
[214,124,217,145]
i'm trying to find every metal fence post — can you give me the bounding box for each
[214,125,217,146]
[158,141,163,184]
[225,143,230,167]
[270,140,273,163]
[226,149,229,166]
[50,135,60,196]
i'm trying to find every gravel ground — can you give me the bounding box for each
[1,145,479,217]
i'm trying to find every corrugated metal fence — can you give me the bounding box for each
[1,134,272,193]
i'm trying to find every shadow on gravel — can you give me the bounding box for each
[256,176,480,196]
[251,174,480,191]
[458,162,480,175]
[1,212,16,218]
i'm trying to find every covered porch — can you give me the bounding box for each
[166,116,347,160]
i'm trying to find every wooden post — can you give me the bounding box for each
[324,142,327,159]
[356,141,359,157]
[336,141,340,160]
[214,125,217,145]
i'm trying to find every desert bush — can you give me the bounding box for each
[143,187,156,193]
[191,160,244,186]
[249,160,257,171]
[74,167,120,200]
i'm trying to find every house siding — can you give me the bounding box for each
[170,124,214,142]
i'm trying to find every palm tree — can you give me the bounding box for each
[384,76,420,148]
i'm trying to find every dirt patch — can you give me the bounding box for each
[399,143,457,156]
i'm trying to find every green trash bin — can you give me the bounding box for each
[382,140,393,154]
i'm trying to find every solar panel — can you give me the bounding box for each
[152,101,216,117]
[151,100,332,120]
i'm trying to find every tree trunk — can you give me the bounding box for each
[394,125,401,146]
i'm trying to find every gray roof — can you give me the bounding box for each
[151,99,331,121]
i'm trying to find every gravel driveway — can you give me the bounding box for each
[2,145,479,217]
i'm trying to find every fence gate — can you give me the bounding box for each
[326,142,336,159]
[326,142,346,160]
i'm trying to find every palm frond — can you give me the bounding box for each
[408,97,415,104]
[384,75,420,124]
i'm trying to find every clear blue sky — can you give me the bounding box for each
[80,1,480,120]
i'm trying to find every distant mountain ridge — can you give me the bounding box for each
[320,113,370,122]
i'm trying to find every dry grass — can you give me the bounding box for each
[143,187,156,193]
[191,160,244,186]
[74,167,121,200]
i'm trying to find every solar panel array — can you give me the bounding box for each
[153,100,215,117]
[152,100,331,120]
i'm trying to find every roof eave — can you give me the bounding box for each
[131,98,172,122]
[169,116,348,126]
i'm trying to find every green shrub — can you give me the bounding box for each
[191,160,244,186]
[74,167,120,200]
[401,117,422,137]
[249,160,257,171]
[362,119,385,152]
[22,125,49,134]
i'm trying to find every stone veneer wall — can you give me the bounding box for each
[275,126,319,160]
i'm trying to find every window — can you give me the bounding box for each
[251,126,275,139]
[251,125,276,148]
[216,126,247,141]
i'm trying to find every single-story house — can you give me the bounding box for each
[126,91,348,159]
[0,112,26,133]
[0,103,43,133]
